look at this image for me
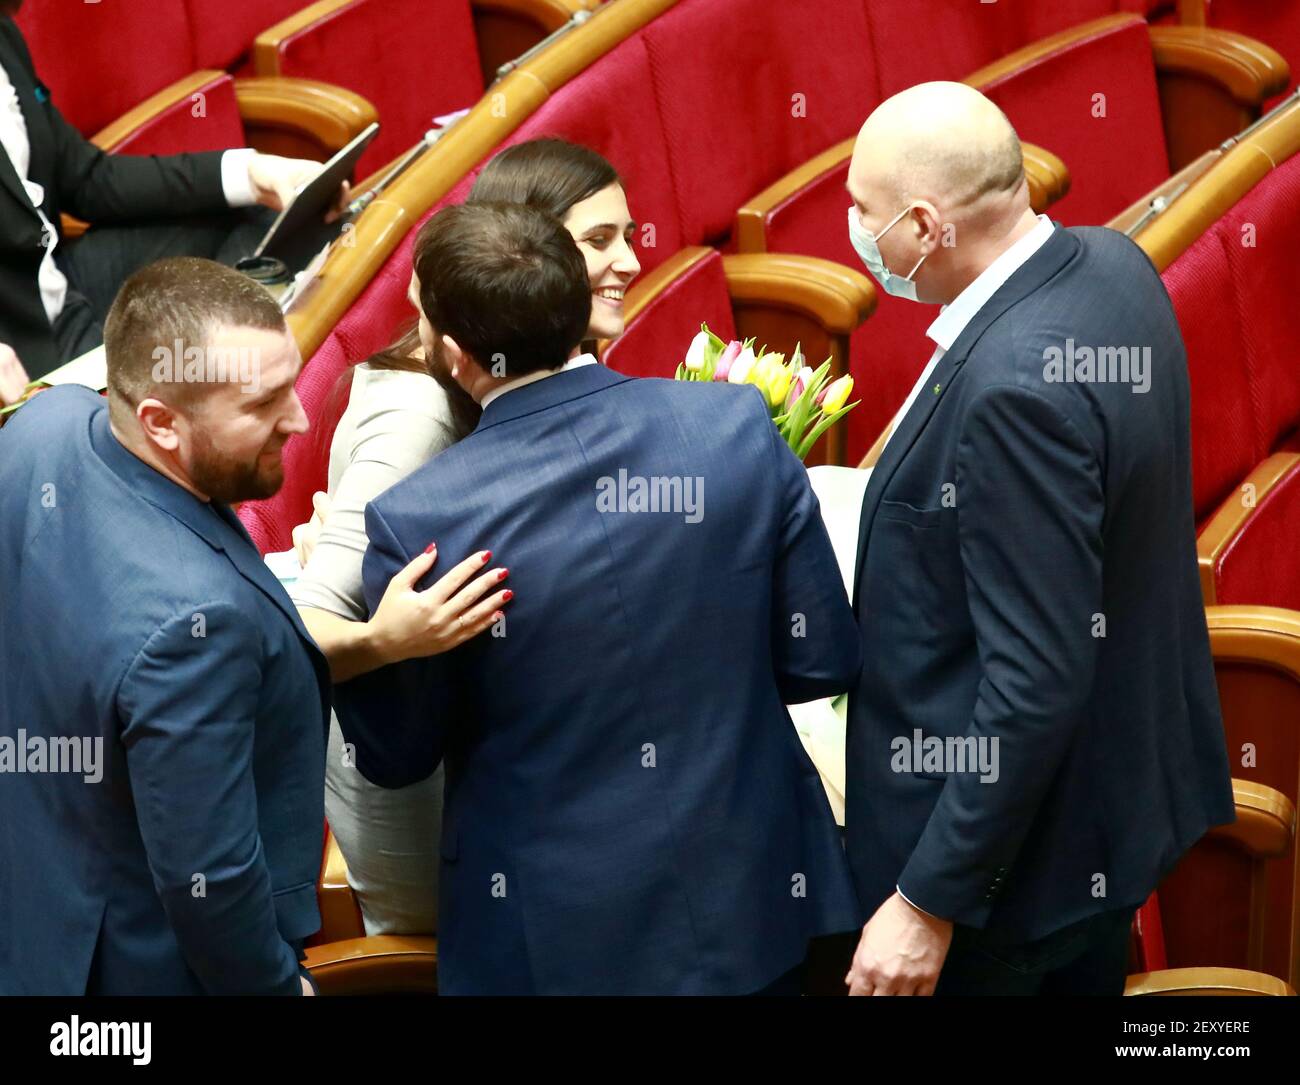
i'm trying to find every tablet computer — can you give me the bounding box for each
[253,121,380,264]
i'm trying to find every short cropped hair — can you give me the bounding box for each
[104,256,286,416]
[412,202,591,377]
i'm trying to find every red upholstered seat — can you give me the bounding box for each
[14,1,199,135]
[863,0,1019,98]
[1215,462,1300,610]
[641,0,876,248]
[184,0,308,72]
[1166,150,1300,607]
[862,0,1165,99]
[1161,226,1258,526]
[977,16,1171,226]
[1225,156,1300,461]
[101,74,247,157]
[255,0,485,179]
[499,33,684,276]
[602,249,736,380]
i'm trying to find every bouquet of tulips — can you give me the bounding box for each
[674,323,857,461]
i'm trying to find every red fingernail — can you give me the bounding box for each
[481,550,492,563]
[497,568,509,581]
[501,590,514,602]
[425,542,436,554]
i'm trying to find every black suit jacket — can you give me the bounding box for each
[0,17,229,378]
[846,225,1235,942]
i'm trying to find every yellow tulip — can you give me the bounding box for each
[820,374,854,414]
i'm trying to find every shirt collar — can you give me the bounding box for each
[479,352,598,411]
[926,214,1055,352]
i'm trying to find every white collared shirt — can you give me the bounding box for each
[880,214,1056,455]
[0,61,258,327]
[479,352,599,411]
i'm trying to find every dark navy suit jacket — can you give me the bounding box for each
[847,226,1235,942]
[335,364,862,994]
[0,387,329,994]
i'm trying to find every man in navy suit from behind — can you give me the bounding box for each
[0,257,329,994]
[334,202,862,994]
[841,83,1235,995]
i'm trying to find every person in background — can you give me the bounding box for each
[0,258,327,994]
[0,4,348,401]
[288,138,642,937]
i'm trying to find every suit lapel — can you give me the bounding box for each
[851,228,1083,609]
[210,501,324,660]
[90,407,330,688]
[852,347,965,608]
[0,27,39,216]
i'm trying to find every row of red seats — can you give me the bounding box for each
[239,0,1291,553]
[12,0,582,178]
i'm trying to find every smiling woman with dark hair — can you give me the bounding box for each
[287,137,642,939]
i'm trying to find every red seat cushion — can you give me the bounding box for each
[184,0,308,71]
[977,16,1170,225]
[603,249,737,380]
[864,0,1022,99]
[1162,226,1257,524]
[102,74,246,157]
[1012,1,1160,42]
[1220,152,1300,457]
[1215,458,1300,608]
[643,0,876,246]
[503,33,685,276]
[266,0,484,179]
[15,2,197,135]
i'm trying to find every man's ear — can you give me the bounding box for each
[911,201,943,254]
[441,334,467,379]
[136,397,182,453]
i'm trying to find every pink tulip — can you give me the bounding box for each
[713,340,742,382]
[786,365,814,409]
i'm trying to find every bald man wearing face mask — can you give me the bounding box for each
[841,82,1233,996]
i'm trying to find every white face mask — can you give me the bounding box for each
[847,204,928,302]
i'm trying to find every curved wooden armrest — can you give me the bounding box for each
[252,0,371,76]
[90,71,233,152]
[1021,143,1070,212]
[1197,453,1300,604]
[1206,604,1300,679]
[1211,779,1296,859]
[965,14,1144,91]
[303,934,438,995]
[234,76,378,158]
[1149,27,1290,107]
[720,253,876,337]
[1135,94,1300,271]
[1126,966,1295,995]
[735,140,1068,256]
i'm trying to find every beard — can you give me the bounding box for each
[188,424,286,504]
